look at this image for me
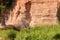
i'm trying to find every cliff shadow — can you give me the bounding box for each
[0,0,17,26]
[57,2,60,23]
[21,1,32,27]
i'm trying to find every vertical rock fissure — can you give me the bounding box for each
[21,1,32,27]
[57,2,60,23]
[16,8,20,19]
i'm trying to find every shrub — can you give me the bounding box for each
[0,25,60,40]
[52,34,60,40]
[0,29,17,40]
[0,5,5,11]
[15,25,60,40]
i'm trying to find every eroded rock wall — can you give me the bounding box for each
[5,0,60,27]
[6,0,31,28]
[30,0,58,26]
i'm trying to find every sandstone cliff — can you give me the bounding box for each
[0,0,60,28]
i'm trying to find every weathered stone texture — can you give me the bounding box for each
[30,0,58,26]
[5,0,60,27]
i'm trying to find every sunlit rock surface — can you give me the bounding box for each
[5,0,60,27]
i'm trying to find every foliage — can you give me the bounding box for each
[0,29,17,40]
[0,5,5,11]
[0,25,60,40]
[15,25,60,40]
[0,0,14,10]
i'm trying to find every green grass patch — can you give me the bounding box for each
[15,25,60,40]
[0,29,17,40]
[0,25,60,40]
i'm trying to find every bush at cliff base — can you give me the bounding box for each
[0,29,17,40]
[0,25,60,40]
[15,25,60,40]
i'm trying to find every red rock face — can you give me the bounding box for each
[5,0,60,27]
[30,0,58,26]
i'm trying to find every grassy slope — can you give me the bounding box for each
[0,25,60,40]
[15,25,60,40]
